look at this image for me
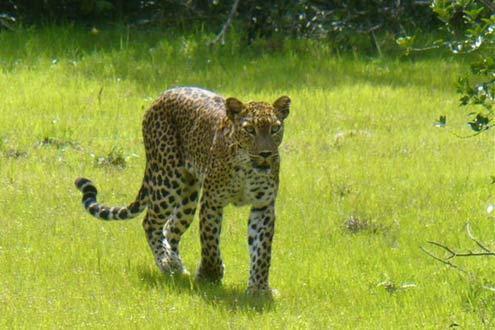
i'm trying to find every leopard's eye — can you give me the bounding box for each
[244,125,255,135]
[271,124,281,134]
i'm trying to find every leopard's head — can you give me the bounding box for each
[225,95,291,173]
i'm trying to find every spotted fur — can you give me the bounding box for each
[75,87,290,293]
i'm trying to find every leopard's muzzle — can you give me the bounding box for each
[250,151,278,174]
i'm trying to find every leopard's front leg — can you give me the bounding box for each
[247,202,276,293]
[196,191,225,283]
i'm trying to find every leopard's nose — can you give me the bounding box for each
[259,151,272,159]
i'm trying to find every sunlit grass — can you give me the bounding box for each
[0,26,494,328]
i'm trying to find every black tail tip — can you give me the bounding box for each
[75,177,92,190]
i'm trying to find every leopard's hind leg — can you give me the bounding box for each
[141,100,201,274]
[142,165,200,275]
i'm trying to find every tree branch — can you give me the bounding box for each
[420,246,467,272]
[370,29,382,57]
[422,223,495,270]
[466,222,493,253]
[426,240,495,258]
[211,0,241,45]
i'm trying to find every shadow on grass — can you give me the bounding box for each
[137,267,275,313]
[0,25,465,94]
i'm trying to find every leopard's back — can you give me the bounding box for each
[143,87,231,176]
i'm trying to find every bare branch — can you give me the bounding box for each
[370,29,382,57]
[426,240,495,258]
[426,241,456,258]
[407,45,442,52]
[466,223,493,253]
[420,246,466,272]
[422,224,495,270]
[211,0,241,45]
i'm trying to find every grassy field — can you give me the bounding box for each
[0,26,494,328]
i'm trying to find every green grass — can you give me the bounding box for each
[0,26,494,328]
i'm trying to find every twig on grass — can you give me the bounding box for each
[466,222,494,253]
[420,245,467,273]
[421,223,495,272]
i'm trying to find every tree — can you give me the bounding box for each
[399,0,494,133]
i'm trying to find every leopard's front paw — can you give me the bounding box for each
[157,256,187,276]
[246,286,279,299]
[195,262,224,284]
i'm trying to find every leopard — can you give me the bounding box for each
[75,87,291,294]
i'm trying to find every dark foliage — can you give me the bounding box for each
[2,1,439,42]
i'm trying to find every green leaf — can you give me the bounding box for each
[468,113,491,131]
[464,7,484,21]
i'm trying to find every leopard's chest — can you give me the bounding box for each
[228,165,277,207]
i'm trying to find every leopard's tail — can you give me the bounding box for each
[74,177,148,220]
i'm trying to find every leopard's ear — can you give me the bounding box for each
[225,97,244,121]
[273,95,291,120]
